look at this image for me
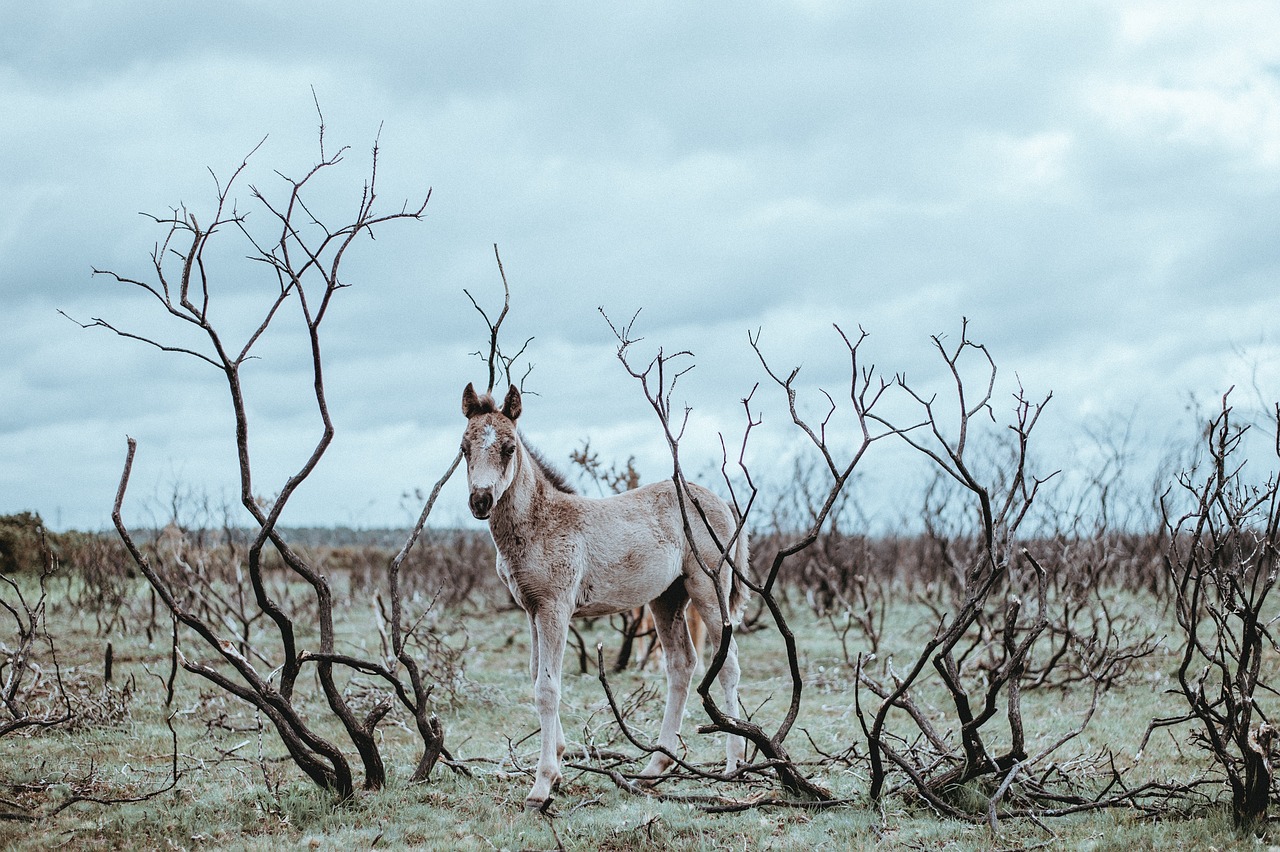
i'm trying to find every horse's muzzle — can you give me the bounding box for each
[469,491,493,520]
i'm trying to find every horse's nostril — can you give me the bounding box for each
[470,492,493,518]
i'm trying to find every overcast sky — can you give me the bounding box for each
[3,1,1278,532]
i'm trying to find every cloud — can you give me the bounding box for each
[2,2,1279,530]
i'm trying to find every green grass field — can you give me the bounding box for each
[0,569,1270,851]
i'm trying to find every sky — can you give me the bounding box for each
[2,1,1278,533]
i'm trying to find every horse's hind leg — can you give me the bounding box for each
[687,585,746,772]
[638,583,697,781]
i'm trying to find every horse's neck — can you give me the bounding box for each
[489,442,545,552]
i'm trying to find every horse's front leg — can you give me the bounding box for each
[525,607,569,811]
[526,611,539,682]
[525,611,566,782]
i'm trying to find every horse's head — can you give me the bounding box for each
[460,382,523,520]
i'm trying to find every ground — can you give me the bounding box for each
[0,570,1272,850]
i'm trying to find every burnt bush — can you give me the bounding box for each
[0,513,56,576]
[343,529,502,611]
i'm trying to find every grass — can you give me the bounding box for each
[0,570,1272,851]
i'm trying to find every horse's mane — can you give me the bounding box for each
[521,434,576,495]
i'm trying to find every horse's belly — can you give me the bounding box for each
[571,549,683,618]
[574,601,625,618]
[573,594,652,618]
[573,588,660,614]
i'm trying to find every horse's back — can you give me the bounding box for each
[564,480,738,614]
[610,480,735,533]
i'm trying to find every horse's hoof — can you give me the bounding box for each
[524,796,551,814]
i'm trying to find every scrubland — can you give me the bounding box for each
[1,522,1272,851]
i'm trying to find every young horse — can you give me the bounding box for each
[460,383,749,810]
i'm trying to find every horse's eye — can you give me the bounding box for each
[460,444,470,458]
[500,444,515,459]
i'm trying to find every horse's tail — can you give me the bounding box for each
[726,517,751,626]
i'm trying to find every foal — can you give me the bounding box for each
[460,383,749,810]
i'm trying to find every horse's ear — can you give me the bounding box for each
[462,383,482,418]
[502,384,522,421]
